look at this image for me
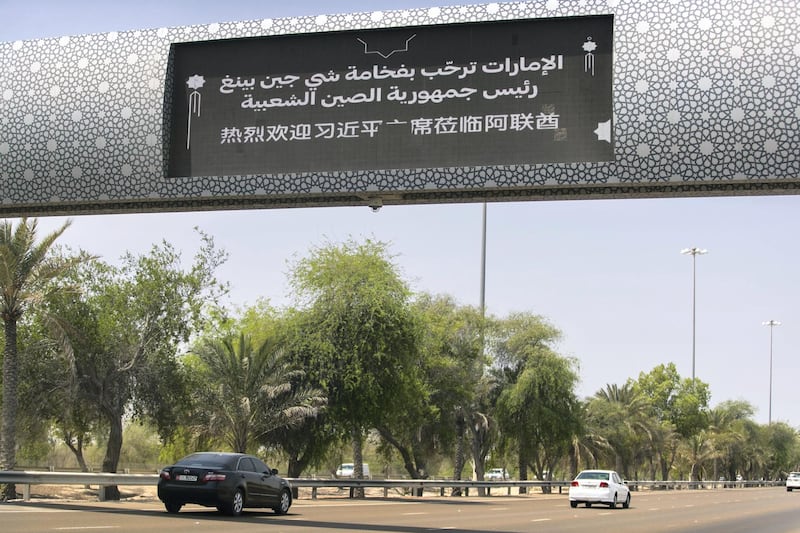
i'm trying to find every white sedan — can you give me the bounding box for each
[569,469,630,509]
[787,472,800,491]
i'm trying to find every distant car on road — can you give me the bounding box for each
[569,469,630,509]
[336,462,371,479]
[157,452,292,516]
[485,468,510,480]
[786,472,800,491]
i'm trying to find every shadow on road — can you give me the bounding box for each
[1,498,518,533]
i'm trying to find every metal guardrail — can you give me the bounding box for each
[0,471,784,502]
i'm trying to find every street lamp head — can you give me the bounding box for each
[680,247,708,256]
[762,320,782,327]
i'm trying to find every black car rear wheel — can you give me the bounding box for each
[273,489,291,515]
[221,488,245,516]
[164,500,182,514]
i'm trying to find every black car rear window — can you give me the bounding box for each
[175,453,236,469]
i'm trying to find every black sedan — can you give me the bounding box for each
[157,452,292,516]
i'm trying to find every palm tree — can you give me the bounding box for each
[0,218,76,500]
[706,401,754,481]
[587,383,658,479]
[568,402,613,478]
[193,332,325,453]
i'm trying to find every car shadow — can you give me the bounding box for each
[3,498,521,532]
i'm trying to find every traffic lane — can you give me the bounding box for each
[0,497,556,533]
[628,488,800,533]
[0,487,797,532]
[533,487,800,533]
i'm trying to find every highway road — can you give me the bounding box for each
[1,487,798,532]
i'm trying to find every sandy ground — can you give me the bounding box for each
[16,484,159,502]
[14,484,411,502]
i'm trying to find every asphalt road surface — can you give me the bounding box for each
[1,487,799,532]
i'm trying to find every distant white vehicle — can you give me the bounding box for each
[335,463,371,479]
[787,472,800,491]
[485,468,510,480]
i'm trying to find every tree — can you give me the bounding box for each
[289,239,419,497]
[764,422,800,480]
[375,294,486,485]
[0,218,81,500]
[493,312,581,491]
[17,312,100,473]
[586,383,656,479]
[633,363,710,479]
[706,400,755,481]
[567,402,612,479]
[191,332,325,453]
[46,233,226,499]
[229,304,341,493]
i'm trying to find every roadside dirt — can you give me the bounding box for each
[15,484,396,502]
[16,484,159,502]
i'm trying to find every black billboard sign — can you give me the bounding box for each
[167,15,613,177]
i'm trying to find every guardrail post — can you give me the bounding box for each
[311,487,317,499]
[22,484,30,501]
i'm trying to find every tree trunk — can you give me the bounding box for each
[568,441,579,481]
[101,413,124,500]
[65,433,91,489]
[660,455,669,481]
[469,414,488,497]
[1,318,18,500]
[518,453,528,495]
[451,412,466,496]
[64,433,90,473]
[351,427,365,499]
[287,454,308,499]
[376,426,421,480]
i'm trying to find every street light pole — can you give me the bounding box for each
[762,320,781,424]
[680,247,707,381]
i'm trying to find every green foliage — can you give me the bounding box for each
[493,312,581,481]
[190,331,325,454]
[634,363,711,439]
[373,294,487,478]
[586,383,656,478]
[288,239,419,433]
[26,230,229,490]
[0,218,84,499]
[4,226,798,486]
[118,422,162,471]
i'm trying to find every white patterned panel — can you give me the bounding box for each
[0,1,798,215]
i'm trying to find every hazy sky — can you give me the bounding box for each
[1,0,798,427]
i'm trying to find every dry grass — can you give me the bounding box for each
[20,484,159,502]
[19,484,392,502]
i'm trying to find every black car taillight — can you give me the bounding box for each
[159,469,171,480]
[203,472,227,482]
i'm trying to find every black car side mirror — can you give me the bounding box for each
[271,468,278,475]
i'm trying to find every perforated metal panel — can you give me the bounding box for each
[0,1,798,216]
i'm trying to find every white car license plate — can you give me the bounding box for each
[177,474,198,482]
